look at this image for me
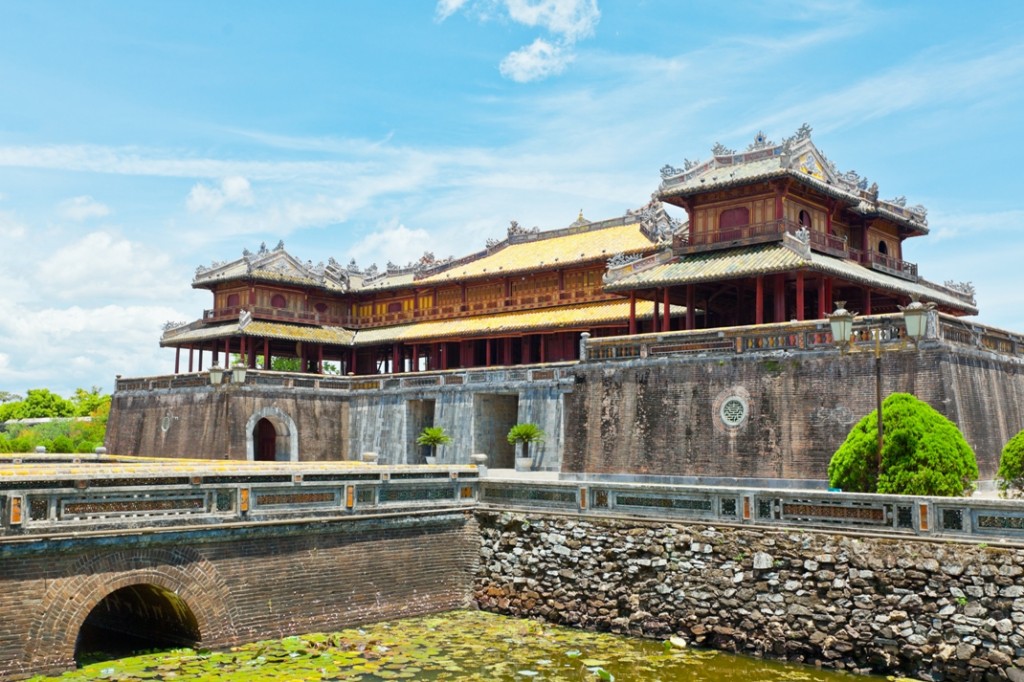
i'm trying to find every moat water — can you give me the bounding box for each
[30,610,890,682]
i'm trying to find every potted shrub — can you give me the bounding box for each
[507,423,545,471]
[416,426,452,465]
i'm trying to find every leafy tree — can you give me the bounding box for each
[2,389,75,420]
[416,426,452,463]
[997,429,1024,498]
[828,392,978,496]
[71,386,110,418]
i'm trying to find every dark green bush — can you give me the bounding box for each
[997,429,1024,498]
[828,392,977,496]
[51,435,75,454]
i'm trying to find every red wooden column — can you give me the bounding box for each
[817,277,827,318]
[686,285,696,330]
[188,348,194,373]
[198,344,204,372]
[539,335,546,363]
[440,344,448,370]
[175,348,180,374]
[319,344,325,374]
[795,271,805,321]
[392,343,401,373]
[864,289,873,316]
[755,276,764,324]
[662,287,671,332]
[223,337,230,367]
[653,293,660,333]
[263,339,270,369]
[412,344,419,372]
[774,275,786,322]
[239,336,246,367]
[485,338,492,366]
[628,292,637,335]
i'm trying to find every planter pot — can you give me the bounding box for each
[515,457,533,472]
[425,456,437,465]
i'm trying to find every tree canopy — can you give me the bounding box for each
[827,392,978,497]
[997,428,1024,498]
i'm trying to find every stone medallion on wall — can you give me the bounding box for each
[712,386,751,434]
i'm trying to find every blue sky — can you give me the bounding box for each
[2,0,1024,397]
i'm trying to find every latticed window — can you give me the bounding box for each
[270,294,287,308]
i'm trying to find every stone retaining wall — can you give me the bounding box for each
[474,510,1024,680]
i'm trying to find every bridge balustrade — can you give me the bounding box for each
[0,465,479,536]
[479,479,1024,544]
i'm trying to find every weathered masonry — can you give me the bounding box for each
[5,461,1024,681]
[0,459,480,680]
[110,311,1024,481]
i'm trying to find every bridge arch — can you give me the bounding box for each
[25,546,236,674]
[245,406,299,461]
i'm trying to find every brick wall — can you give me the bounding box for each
[0,512,478,680]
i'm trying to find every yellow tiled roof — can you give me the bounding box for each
[242,321,355,344]
[606,243,977,314]
[415,222,655,284]
[161,320,355,347]
[353,299,679,346]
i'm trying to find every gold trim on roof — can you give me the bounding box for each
[161,320,355,347]
[605,243,976,313]
[415,222,654,284]
[353,300,680,346]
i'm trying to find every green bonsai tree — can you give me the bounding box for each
[507,423,545,461]
[828,392,978,496]
[997,428,1024,498]
[415,426,452,463]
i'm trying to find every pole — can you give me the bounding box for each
[875,329,883,475]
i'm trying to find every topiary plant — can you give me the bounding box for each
[828,392,978,496]
[415,426,452,463]
[997,428,1024,498]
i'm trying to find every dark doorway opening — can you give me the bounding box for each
[407,399,437,464]
[474,394,518,468]
[75,584,200,665]
[255,417,277,461]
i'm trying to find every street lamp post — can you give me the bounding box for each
[828,296,935,479]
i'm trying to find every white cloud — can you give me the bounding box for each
[438,0,600,82]
[348,223,433,268]
[186,175,254,213]
[435,0,468,21]
[506,0,599,42]
[0,209,26,238]
[37,231,180,302]
[58,195,110,221]
[500,38,572,82]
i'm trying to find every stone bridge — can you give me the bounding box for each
[0,455,480,680]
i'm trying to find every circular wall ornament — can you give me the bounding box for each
[720,396,748,428]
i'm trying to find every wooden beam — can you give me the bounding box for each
[755,276,764,324]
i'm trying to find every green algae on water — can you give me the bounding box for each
[28,610,884,681]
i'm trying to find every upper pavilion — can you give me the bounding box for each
[160,124,977,376]
[604,124,976,328]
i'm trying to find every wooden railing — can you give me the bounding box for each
[678,219,919,281]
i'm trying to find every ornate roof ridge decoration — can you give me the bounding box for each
[658,123,929,228]
[943,280,977,305]
[193,241,352,292]
[627,195,686,243]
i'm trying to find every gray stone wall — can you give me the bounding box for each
[562,346,1024,480]
[475,510,1024,680]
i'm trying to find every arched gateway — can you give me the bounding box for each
[245,406,299,462]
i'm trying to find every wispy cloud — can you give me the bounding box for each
[438,0,600,82]
[186,176,255,213]
[58,195,111,221]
